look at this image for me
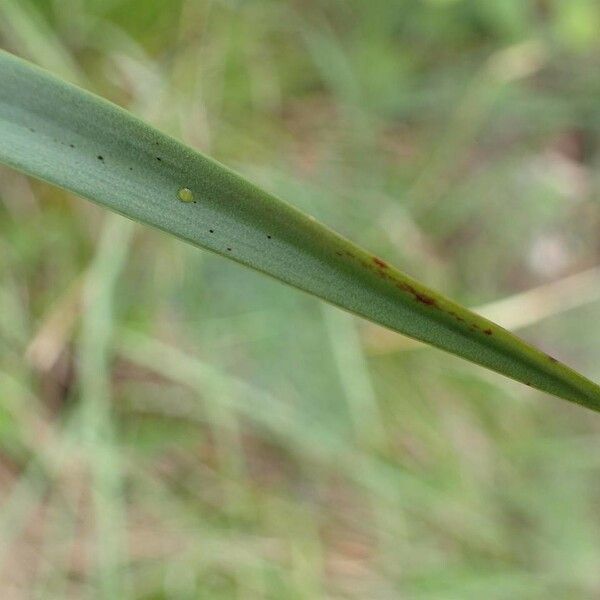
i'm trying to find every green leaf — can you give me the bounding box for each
[1,49,599,412]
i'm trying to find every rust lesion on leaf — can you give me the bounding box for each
[372,257,388,269]
[395,282,438,307]
[356,252,500,332]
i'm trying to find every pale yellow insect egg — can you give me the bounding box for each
[178,187,194,203]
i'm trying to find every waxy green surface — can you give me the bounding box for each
[1,50,599,411]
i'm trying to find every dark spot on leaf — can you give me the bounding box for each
[97,155,104,160]
[227,247,232,251]
[416,293,436,306]
[156,157,162,161]
[267,235,272,239]
[484,328,493,335]
[373,257,388,269]
[209,229,214,233]
[129,167,133,171]
[69,144,75,148]
[395,282,437,307]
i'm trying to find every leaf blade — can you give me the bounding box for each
[1,50,599,411]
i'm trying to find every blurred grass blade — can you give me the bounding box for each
[1,49,599,412]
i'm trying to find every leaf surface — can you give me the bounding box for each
[1,50,598,411]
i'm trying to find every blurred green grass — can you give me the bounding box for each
[1,0,599,598]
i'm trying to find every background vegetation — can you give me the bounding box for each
[1,0,599,597]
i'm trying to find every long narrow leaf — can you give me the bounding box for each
[1,50,599,411]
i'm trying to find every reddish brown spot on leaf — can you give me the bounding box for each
[484,328,493,335]
[395,282,437,307]
[373,257,388,269]
[415,293,437,306]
